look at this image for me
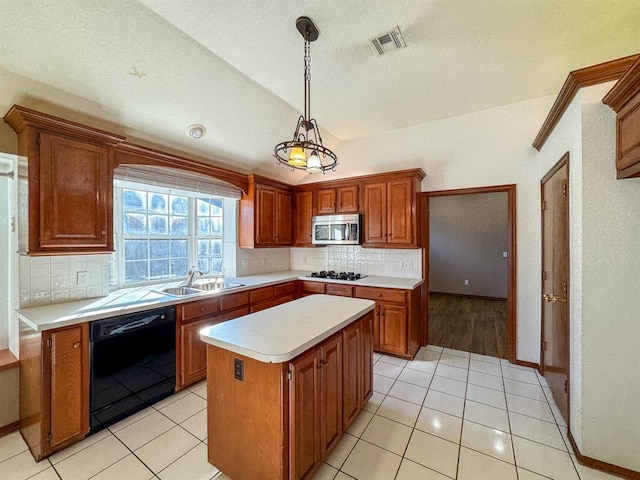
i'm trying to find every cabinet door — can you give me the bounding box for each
[256,185,277,245]
[386,178,414,245]
[294,191,314,246]
[363,183,387,245]
[289,348,320,480]
[47,324,89,451]
[379,303,408,356]
[360,313,374,406]
[342,321,361,430]
[316,188,336,214]
[276,189,292,245]
[336,186,359,213]
[39,132,111,251]
[320,334,342,458]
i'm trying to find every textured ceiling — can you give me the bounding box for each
[1,0,640,181]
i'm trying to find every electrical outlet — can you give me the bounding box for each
[464,279,469,286]
[303,256,307,264]
[234,358,244,381]
[241,259,250,267]
[76,271,88,286]
[400,261,413,269]
[503,251,508,258]
[261,257,266,266]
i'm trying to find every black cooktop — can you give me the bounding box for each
[308,271,366,281]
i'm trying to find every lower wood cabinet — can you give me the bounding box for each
[206,310,373,480]
[19,322,90,460]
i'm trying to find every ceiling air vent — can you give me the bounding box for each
[370,26,407,56]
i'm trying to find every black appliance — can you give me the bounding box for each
[90,306,176,433]
[308,271,367,281]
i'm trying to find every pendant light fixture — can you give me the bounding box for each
[274,16,338,174]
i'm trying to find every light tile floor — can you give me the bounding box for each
[0,345,624,480]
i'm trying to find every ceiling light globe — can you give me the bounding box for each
[306,152,322,173]
[289,146,307,166]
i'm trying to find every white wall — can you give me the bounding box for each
[538,82,640,472]
[336,96,555,363]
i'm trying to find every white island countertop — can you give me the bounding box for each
[199,295,375,363]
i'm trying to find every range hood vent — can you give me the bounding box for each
[370,26,407,56]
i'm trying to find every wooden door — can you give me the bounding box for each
[363,183,387,244]
[180,317,217,387]
[319,334,342,458]
[289,348,320,480]
[294,191,314,246]
[316,188,336,214]
[379,303,408,356]
[38,132,111,250]
[256,185,276,245]
[336,186,359,213]
[387,178,414,245]
[541,155,570,424]
[46,324,89,451]
[342,321,360,429]
[276,189,292,245]
[360,313,374,406]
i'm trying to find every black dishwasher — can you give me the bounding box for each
[90,306,176,433]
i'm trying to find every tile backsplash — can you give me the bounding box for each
[290,246,422,278]
[19,254,110,308]
[235,247,291,277]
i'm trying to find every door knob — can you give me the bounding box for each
[543,294,567,304]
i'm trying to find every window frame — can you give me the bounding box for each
[112,182,225,288]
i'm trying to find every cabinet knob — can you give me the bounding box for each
[200,307,205,312]
[101,230,107,236]
[73,342,80,348]
[378,293,382,297]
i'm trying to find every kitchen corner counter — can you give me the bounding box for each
[199,295,375,363]
[16,270,422,332]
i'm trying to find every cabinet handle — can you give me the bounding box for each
[73,342,80,348]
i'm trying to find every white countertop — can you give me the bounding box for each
[16,270,422,332]
[199,295,375,363]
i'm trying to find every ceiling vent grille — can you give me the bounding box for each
[370,26,407,56]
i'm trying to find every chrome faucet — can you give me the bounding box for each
[184,266,204,287]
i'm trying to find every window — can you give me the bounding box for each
[113,183,225,286]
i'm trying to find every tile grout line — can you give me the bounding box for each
[500,356,520,480]
[453,352,471,480]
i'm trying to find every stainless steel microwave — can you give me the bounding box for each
[312,214,361,245]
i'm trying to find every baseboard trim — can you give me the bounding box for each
[429,291,507,302]
[567,429,640,479]
[0,421,19,438]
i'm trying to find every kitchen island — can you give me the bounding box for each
[200,294,375,480]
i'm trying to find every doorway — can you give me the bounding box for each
[421,185,516,362]
[540,153,570,423]
[0,153,17,351]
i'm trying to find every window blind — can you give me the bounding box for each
[114,164,242,199]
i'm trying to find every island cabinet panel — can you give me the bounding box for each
[20,322,90,461]
[289,348,321,480]
[205,309,373,480]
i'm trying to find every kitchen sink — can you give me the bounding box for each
[159,286,205,297]
[192,281,245,291]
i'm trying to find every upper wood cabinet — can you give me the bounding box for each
[316,185,359,214]
[4,106,125,255]
[362,172,423,248]
[294,190,314,246]
[239,175,292,248]
[603,56,640,179]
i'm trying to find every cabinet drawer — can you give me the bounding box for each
[220,291,249,311]
[181,298,220,321]
[250,300,275,313]
[275,281,296,297]
[326,284,353,297]
[300,281,326,294]
[250,286,275,303]
[275,294,295,306]
[354,287,406,303]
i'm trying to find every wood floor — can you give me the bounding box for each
[428,293,507,359]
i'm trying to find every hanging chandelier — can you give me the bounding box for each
[274,16,338,174]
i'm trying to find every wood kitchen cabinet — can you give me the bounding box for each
[239,175,292,248]
[4,105,125,254]
[363,177,417,247]
[316,185,359,214]
[294,190,314,246]
[19,322,90,460]
[354,286,421,359]
[602,56,640,179]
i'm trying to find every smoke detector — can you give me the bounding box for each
[370,26,407,56]
[186,124,206,139]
